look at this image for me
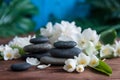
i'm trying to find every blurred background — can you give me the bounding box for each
[1,0,120,38]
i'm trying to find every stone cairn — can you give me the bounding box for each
[11,38,82,71]
[22,36,52,60]
[40,41,81,65]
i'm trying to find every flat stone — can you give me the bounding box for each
[50,47,81,58]
[30,36,49,44]
[21,53,51,60]
[11,62,31,71]
[54,41,77,49]
[40,56,67,65]
[24,43,52,52]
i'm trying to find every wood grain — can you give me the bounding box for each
[0,58,120,80]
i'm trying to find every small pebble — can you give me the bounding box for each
[30,36,49,44]
[11,62,31,71]
[54,41,77,49]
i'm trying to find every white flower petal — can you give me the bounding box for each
[114,41,120,57]
[3,45,14,60]
[9,36,33,48]
[26,57,40,66]
[41,21,81,44]
[37,64,51,69]
[63,59,76,72]
[76,53,90,67]
[100,45,115,58]
[89,55,99,67]
[76,65,84,73]
[84,41,98,56]
[82,28,100,45]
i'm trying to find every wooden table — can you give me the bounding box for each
[0,58,120,80]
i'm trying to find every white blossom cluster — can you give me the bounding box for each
[63,53,99,73]
[0,36,34,60]
[41,21,120,72]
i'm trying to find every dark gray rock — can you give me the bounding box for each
[50,47,81,58]
[40,56,67,65]
[11,62,31,71]
[30,36,49,44]
[24,43,52,52]
[21,53,51,60]
[54,41,77,49]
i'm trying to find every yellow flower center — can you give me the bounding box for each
[6,53,12,58]
[79,59,87,65]
[67,64,72,69]
[103,48,110,55]
[78,67,82,71]
[90,59,97,66]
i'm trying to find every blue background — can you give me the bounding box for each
[31,0,90,30]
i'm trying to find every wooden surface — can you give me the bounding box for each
[0,58,120,80]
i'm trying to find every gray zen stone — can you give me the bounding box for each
[30,36,49,44]
[40,56,67,65]
[54,41,77,49]
[11,62,31,71]
[21,53,51,60]
[24,43,52,52]
[50,47,81,58]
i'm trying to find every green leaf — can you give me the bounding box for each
[0,0,38,38]
[100,29,117,44]
[92,60,112,76]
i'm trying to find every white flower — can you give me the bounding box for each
[3,45,14,60]
[76,34,88,49]
[40,22,53,37]
[63,59,76,72]
[81,28,100,45]
[76,65,84,73]
[114,41,120,57]
[100,44,115,58]
[84,41,98,56]
[9,35,35,48]
[89,55,99,67]
[37,64,51,69]
[40,21,81,44]
[0,45,4,52]
[76,53,90,67]
[26,57,40,66]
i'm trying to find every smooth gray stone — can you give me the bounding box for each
[21,53,51,60]
[54,41,77,49]
[11,62,31,71]
[50,47,81,58]
[24,43,52,52]
[30,36,49,44]
[40,56,67,65]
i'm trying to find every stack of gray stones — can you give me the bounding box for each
[23,36,52,60]
[40,41,81,65]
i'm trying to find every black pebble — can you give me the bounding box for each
[11,62,31,71]
[50,47,81,58]
[30,36,49,44]
[54,41,77,49]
